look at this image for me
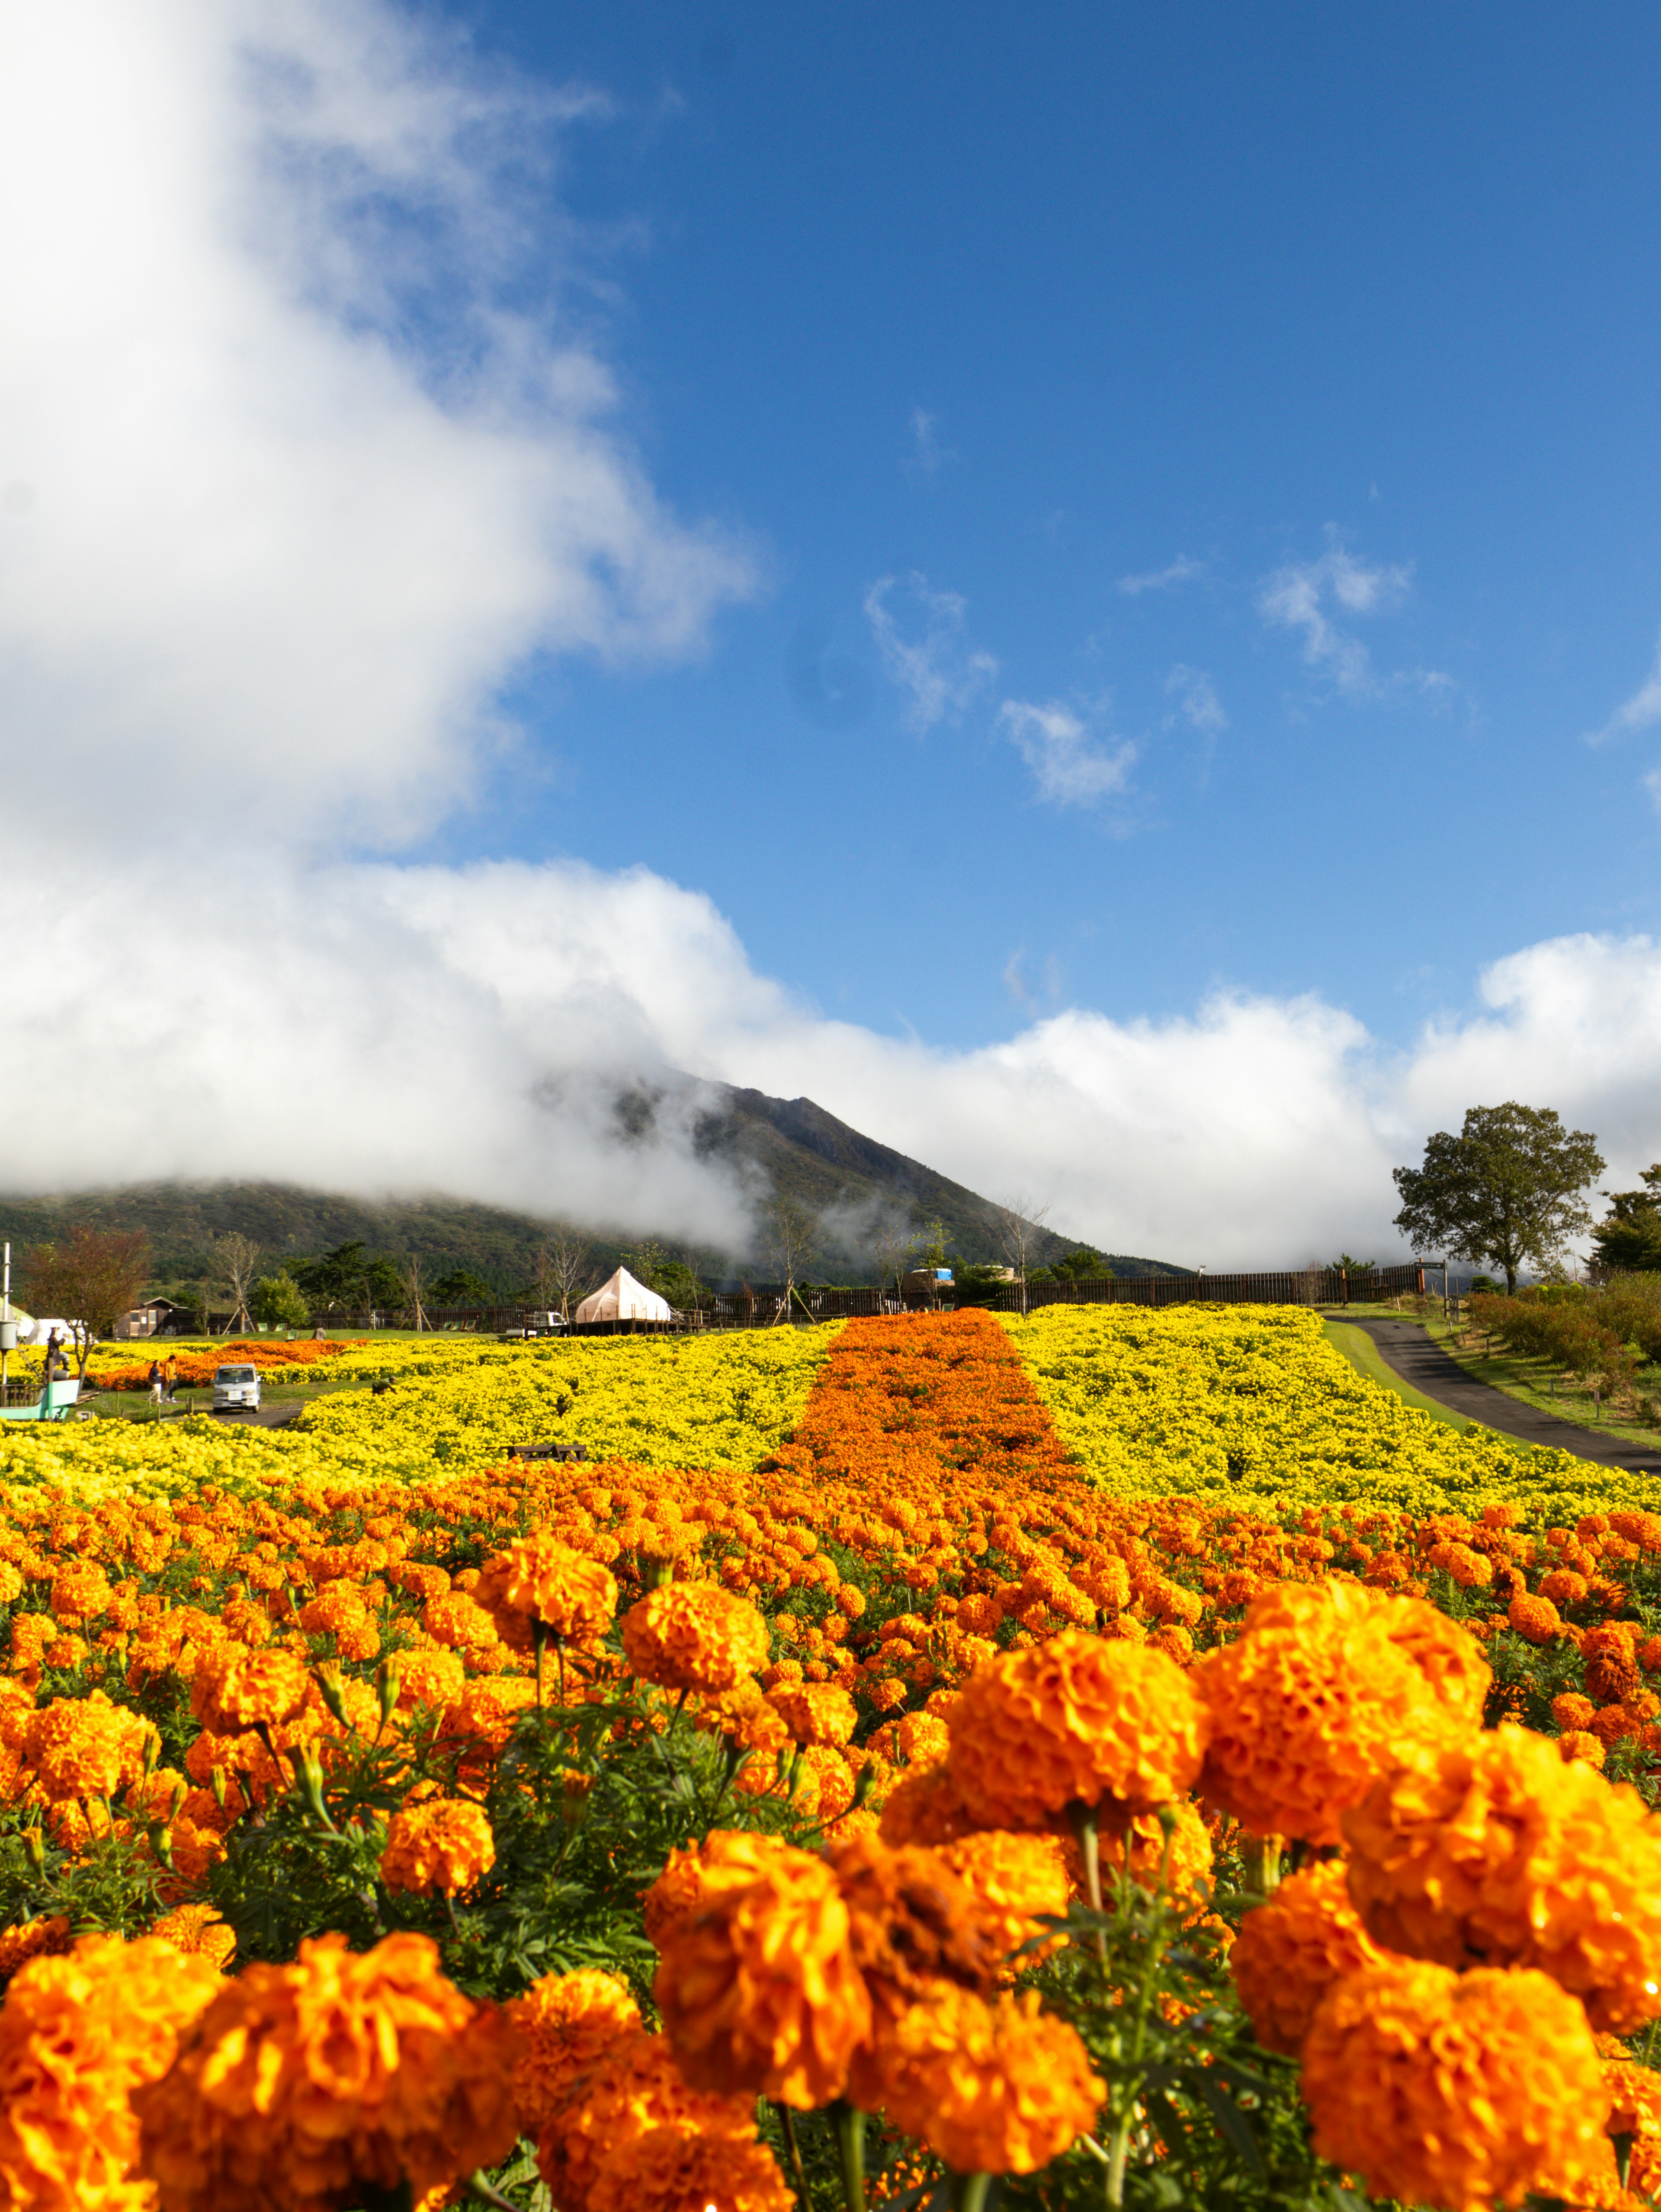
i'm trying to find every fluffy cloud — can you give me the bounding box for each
[864,572,999,730]
[997,698,1137,806]
[1257,542,1411,695]
[0,0,752,846]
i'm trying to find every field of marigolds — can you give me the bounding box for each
[0,1304,1660,2212]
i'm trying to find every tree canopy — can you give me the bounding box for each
[19,1226,149,1376]
[1591,1165,1661,1275]
[1392,1102,1604,1293]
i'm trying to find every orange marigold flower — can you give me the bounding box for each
[1107,1799,1215,1906]
[0,1917,71,1982]
[586,2123,792,2212]
[188,1647,309,1738]
[393,1647,468,1714]
[643,1830,796,1950]
[1508,1592,1564,1644]
[380,1799,497,1897]
[1230,1859,1389,2055]
[1553,1693,1597,1732]
[1560,1729,1607,1767]
[880,1986,1104,2176]
[1194,1583,1487,1844]
[878,1760,979,1848]
[134,1932,517,2212]
[487,1532,617,1641]
[1342,1721,1661,2033]
[534,2027,761,2212]
[1300,1959,1607,2212]
[936,1830,1070,1972]
[150,1907,237,1971]
[769,1683,857,1745]
[654,1840,872,2108]
[24,1689,144,1805]
[945,1630,1207,1833]
[622,1585,769,1694]
[0,1933,222,2212]
[507,1968,642,2135]
[1601,2056,1661,2201]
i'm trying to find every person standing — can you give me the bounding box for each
[163,1353,179,1402]
[148,1359,163,1408]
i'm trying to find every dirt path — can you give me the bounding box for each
[1339,1317,1661,1477]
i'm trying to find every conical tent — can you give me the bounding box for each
[574,1266,672,1325]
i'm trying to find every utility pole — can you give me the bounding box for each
[0,1243,12,1398]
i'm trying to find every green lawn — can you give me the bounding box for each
[1318,1318,1473,1431]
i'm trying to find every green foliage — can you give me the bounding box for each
[1594,1166,1661,1275]
[431,1266,493,1306]
[1392,1102,1605,1293]
[249,1271,311,1328]
[295,1241,408,1311]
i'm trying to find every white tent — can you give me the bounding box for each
[574,1266,672,1325]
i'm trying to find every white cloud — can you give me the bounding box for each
[1117,555,1205,595]
[1257,543,1410,695]
[904,408,954,478]
[1165,665,1227,735]
[0,0,753,848]
[998,699,1137,806]
[864,573,998,730]
[1588,631,1661,749]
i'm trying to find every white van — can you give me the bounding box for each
[212,1364,261,1411]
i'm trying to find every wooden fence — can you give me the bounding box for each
[195,1262,1427,1341]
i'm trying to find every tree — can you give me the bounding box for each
[762,1193,821,1322]
[20,1226,149,1378]
[401,1253,431,1332]
[1046,1245,1106,1282]
[990,1193,1052,1315]
[1592,1166,1661,1275]
[294,1242,401,1315]
[211,1233,262,1335]
[532,1229,594,1322]
[249,1273,310,1329]
[871,1214,921,1306]
[1392,1103,1605,1294]
[432,1266,491,1306]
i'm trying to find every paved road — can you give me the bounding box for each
[1336,1316,1661,1477]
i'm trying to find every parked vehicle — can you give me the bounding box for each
[213,1364,261,1412]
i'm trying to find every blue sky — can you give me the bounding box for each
[6,0,1661,1262]
[424,0,1661,1048]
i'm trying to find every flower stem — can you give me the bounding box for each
[832,2098,867,2212]
[1067,1801,1108,1965]
[775,2101,810,2210]
[953,2176,991,2212]
[1105,2107,1135,2209]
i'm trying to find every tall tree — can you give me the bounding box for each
[763,1193,821,1321]
[1591,1166,1661,1275]
[991,1193,1052,1316]
[212,1233,262,1334]
[401,1253,431,1332]
[1392,1103,1604,1293]
[534,1228,595,1322]
[20,1226,149,1377]
[871,1213,920,1306]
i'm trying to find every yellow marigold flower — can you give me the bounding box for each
[769,1683,857,1745]
[654,1840,872,2109]
[1343,1721,1661,2034]
[507,1968,642,2135]
[622,1585,769,1694]
[1194,1583,1486,1844]
[535,2027,761,2212]
[644,1830,790,1949]
[0,1932,222,2212]
[1300,1959,1607,2212]
[0,1917,71,1982]
[134,1932,517,2212]
[150,1907,236,1971]
[23,1691,135,1805]
[1230,1859,1389,2055]
[881,1986,1104,2176]
[936,1830,1070,1972]
[380,1799,497,1897]
[489,1532,617,1641]
[188,1647,309,1738]
[945,1630,1207,1833]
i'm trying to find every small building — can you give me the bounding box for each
[901,1267,955,1293]
[112,1298,189,1341]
